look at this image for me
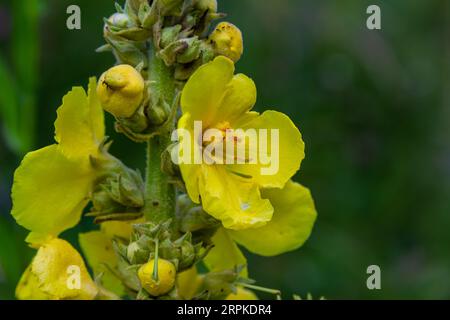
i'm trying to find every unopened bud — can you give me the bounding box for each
[108,13,133,29]
[157,0,184,16]
[97,65,145,118]
[138,259,176,296]
[209,22,243,63]
[195,0,218,13]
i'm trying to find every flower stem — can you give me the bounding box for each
[144,47,176,223]
[239,283,282,297]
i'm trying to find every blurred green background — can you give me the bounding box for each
[1,0,450,299]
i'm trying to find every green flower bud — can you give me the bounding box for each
[159,37,201,66]
[157,0,184,16]
[200,269,240,300]
[108,13,133,29]
[174,43,215,81]
[104,34,148,67]
[195,0,218,13]
[177,38,202,64]
[117,173,145,208]
[127,241,150,264]
[161,144,181,178]
[92,188,123,215]
[160,25,182,49]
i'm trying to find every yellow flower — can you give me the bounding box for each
[204,181,316,276]
[138,258,177,296]
[16,238,98,300]
[177,56,305,230]
[11,78,105,243]
[97,64,145,118]
[209,22,244,63]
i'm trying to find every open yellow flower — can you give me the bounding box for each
[177,56,305,230]
[11,78,105,243]
[16,238,98,300]
[204,180,316,280]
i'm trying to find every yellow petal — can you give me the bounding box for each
[79,231,124,296]
[229,110,305,189]
[217,73,257,124]
[177,113,202,203]
[226,287,258,300]
[199,165,273,230]
[55,78,104,158]
[25,232,55,248]
[177,266,203,300]
[11,145,93,237]
[181,56,235,126]
[100,220,139,240]
[16,265,50,300]
[20,239,98,300]
[229,181,317,256]
[88,77,105,143]
[204,228,248,277]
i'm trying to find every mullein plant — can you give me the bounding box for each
[11,0,317,300]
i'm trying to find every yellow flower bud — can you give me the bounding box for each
[209,22,244,63]
[138,258,176,296]
[97,64,145,118]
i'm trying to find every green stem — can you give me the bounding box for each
[152,238,159,281]
[239,283,281,297]
[144,47,176,223]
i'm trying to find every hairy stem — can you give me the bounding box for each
[144,47,176,223]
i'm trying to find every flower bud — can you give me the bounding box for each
[138,259,176,296]
[108,13,133,29]
[97,65,145,118]
[160,25,182,49]
[195,0,218,13]
[127,241,149,264]
[156,0,184,16]
[104,35,148,66]
[200,269,239,299]
[209,22,243,63]
[177,38,202,64]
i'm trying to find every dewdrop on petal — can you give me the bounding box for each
[138,258,176,296]
[209,22,243,63]
[97,64,145,118]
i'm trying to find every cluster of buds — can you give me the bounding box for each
[89,151,145,223]
[175,194,219,238]
[112,220,212,299]
[97,0,244,139]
